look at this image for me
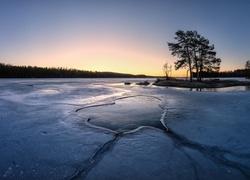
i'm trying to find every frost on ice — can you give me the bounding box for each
[0,79,250,179]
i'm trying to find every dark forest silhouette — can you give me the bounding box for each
[0,63,147,78]
[192,69,249,78]
[0,62,249,78]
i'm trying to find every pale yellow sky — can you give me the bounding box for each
[1,1,249,77]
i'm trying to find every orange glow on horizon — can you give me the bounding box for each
[6,33,234,78]
[9,35,175,77]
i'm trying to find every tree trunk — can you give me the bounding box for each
[188,60,193,82]
[189,68,192,82]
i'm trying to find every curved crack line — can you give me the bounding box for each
[162,107,250,177]
[68,133,121,180]
[177,147,200,180]
[75,95,166,132]
[114,95,163,102]
[75,95,163,113]
[84,118,118,134]
[164,128,250,178]
[70,95,166,179]
[73,95,250,178]
[75,102,115,112]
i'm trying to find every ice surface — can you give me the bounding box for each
[0,78,250,179]
[77,95,166,132]
[85,129,245,180]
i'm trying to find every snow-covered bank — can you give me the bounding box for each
[0,79,250,179]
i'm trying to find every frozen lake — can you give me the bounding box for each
[0,78,250,179]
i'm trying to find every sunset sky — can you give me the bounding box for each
[0,0,250,77]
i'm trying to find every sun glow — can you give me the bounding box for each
[10,34,171,76]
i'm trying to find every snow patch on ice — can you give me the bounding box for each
[39,89,61,94]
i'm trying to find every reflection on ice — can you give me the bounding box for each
[77,96,166,132]
[1,78,250,179]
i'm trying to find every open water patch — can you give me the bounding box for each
[76,96,167,132]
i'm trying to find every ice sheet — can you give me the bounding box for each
[0,78,250,179]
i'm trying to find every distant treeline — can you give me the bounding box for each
[193,69,250,78]
[0,63,148,78]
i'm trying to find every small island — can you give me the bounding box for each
[153,78,250,88]
[158,30,250,89]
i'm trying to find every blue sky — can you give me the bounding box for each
[0,0,249,76]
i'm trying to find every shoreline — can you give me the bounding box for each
[153,79,250,88]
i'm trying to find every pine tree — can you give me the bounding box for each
[168,30,221,81]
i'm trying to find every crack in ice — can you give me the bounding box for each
[72,95,250,179]
[165,127,250,178]
[68,133,121,180]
